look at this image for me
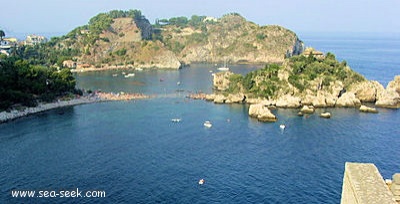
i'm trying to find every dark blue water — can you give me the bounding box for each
[1,34,399,203]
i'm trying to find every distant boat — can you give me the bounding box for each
[177,81,181,85]
[171,118,182,123]
[204,121,212,128]
[280,124,286,130]
[198,179,205,185]
[217,67,230,71]
[112,74,118,77]
[217,59,230,71]
[124,73,135,78]
[135,68,143,71]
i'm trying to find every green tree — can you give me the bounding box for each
[0,30,5,44]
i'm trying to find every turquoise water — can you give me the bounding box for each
[1,34,399,203]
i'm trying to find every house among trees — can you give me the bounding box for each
[0,37,18,56]
[24,34,47,46]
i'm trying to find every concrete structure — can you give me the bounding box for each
[341,162,397,204]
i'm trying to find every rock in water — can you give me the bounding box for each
[248,104,277,122]
[320,112,331,118]
[300,105,315,114]
[359,105,378,113]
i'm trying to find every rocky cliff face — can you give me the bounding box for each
[161,14,304,64]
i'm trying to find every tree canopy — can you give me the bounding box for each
[0,57,78,110]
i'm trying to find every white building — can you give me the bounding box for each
[24,34,47,46]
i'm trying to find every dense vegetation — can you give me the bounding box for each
[225,53,365,98]
[0,55,78,110]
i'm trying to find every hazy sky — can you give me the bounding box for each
[1,0,399,37]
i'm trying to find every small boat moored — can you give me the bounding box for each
[279,124,286,130]
[203,121,212,128]
[124,73,135,78]
[198,179,205,185]
[171,118,182,123]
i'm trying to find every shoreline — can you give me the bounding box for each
[0,92,149,124]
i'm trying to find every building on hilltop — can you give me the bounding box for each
[24,34,47,46]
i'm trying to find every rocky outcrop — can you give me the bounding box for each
[375,89,400,108]
[320,112,331,118]
[163,14,303,64]
[359,105,378,113]
[300,105,315,114]
[213,94,226,104]
[336,92,361,107]
[249,104,277,122]
[134,16,153,40]
[213,71,233,91]
[275,95,301,108]
[225,94,246,103]
[350,80,384,102]
[391,173,400,202]
[387,75,400,95]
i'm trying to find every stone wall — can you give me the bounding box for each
[341,162,397,204]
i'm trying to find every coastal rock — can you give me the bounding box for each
[387,75,400,95]
[350,80,384,102]
[276,95,301,108]
[248,104,277,122]
[325,94,338,107]
[320,112,331,118]
[359,105,378,113]
[246,97,264,104]
[205,94,216,101]
[300,105,315,114]
[312,93,327,108]
[336,92,361,107]
[213,94,227,104]
[375,89,400,108]
[225,94,245,103]
[213,71,233,91]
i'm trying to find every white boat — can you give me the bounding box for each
[124,73,135,78]
[171,118,181,123]
[204,121,212,128]
[217,67,230,71]
[198,179,205,185]
[217,59,230,71]
[279,124,286,130]
[112,74,118,77]
[135,68,143,71]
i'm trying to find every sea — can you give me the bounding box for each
[0,32,399,203]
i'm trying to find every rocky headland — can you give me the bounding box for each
[41,10,303,71]
[188,50,400,122]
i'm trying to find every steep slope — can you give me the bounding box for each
[160,13,304,64]
[41,10,304,70]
